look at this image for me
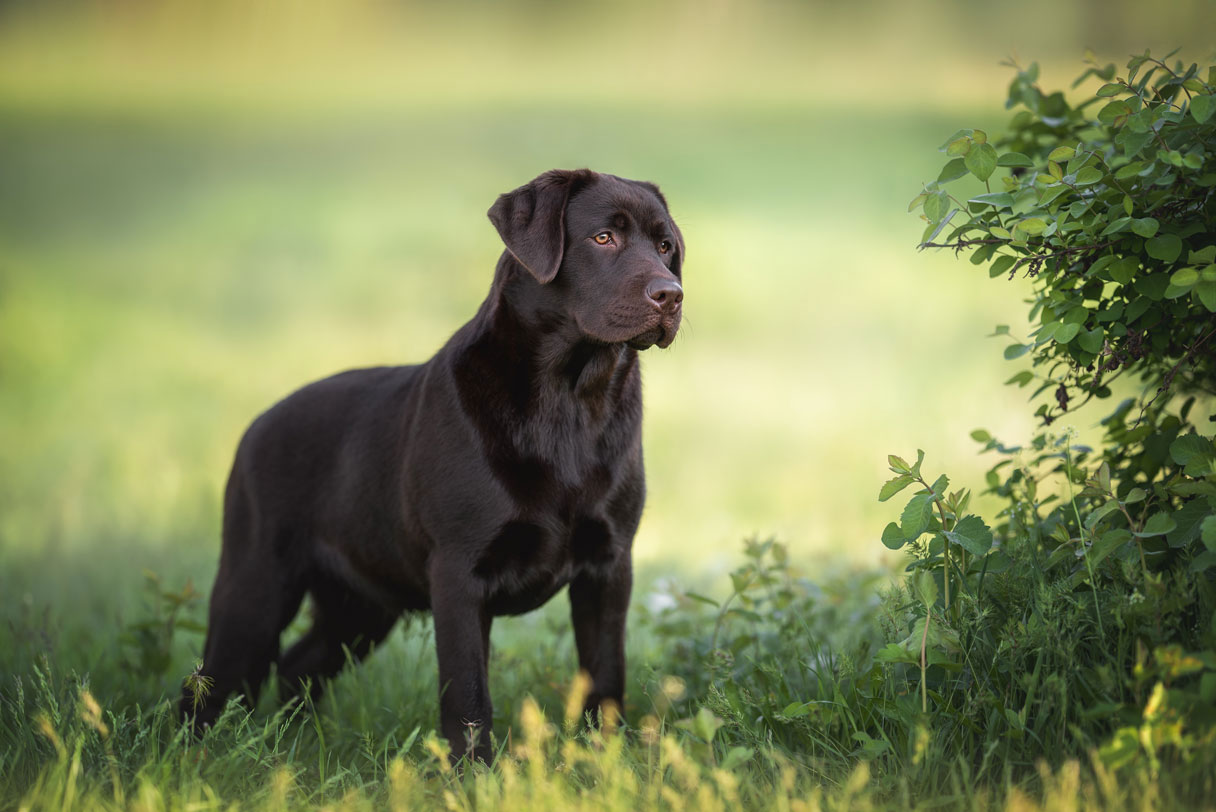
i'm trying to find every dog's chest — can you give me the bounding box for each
[476,507,620,616]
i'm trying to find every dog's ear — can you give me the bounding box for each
[487,169,594,284]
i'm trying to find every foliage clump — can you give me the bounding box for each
[892,49,1216,787]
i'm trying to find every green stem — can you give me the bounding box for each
[919,476,954,613]
[1064,438,1107,641]
[1115,502,1151,581]
[920,610,931,714]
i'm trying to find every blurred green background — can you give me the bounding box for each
[1,0,1213,616]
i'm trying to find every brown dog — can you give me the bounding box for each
[181,169,684,761]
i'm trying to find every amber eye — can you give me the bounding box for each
[658,240,672,254]
[594,232,613,245]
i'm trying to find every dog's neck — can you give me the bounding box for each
[478,256,637,402]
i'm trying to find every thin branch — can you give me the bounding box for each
[1135,324,1216,427]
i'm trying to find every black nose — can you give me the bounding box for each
[646,278,684,311]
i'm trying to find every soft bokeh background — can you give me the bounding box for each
[1,0,1213,623]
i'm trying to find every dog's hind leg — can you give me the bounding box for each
[277,579,397,703]
[181,472,306,731]
[183,557,305,729]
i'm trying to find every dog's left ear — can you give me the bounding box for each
[487,169,595,284]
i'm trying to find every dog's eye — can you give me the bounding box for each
[594,232,613,245]
[658,240,672,255]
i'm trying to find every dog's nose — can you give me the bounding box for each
[646,279,683,311]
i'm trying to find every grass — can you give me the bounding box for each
[3,537,1208,812]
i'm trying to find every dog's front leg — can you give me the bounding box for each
[430,556,494,763]
[569,555,632,724]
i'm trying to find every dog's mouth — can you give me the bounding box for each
[626,327,664,350]
[626,319,678,350]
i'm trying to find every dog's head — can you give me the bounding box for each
[487,169,684,350]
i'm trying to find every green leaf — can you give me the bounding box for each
[1165,282,1190,299]
[1146,234,1183,263]
[875,642,919,665]
[1109,257,1138,284]
[1054,322,1080,343]
[1197,280,1216,312]
[1118,128,1154,157]
[879,474,916,502]
[1194,551,1216,573]
[720,746,754,771]
[1084,501,1121,531]
[684,591,721,608]
[1171,267,1199,288]
[1075,167,1104,185]
[1115,161,1146,180]
[1170,434,1214,467]
[1089,529,1132,567]
[946,137,971,157]
[1095,83,1124,97]
[1100,727,1141,769]
[1078,328,1105,354]
[989,255,1017,278]
[930,474,949,497]
[1099,217,1132,237]
[1016,217,1047,235]
[888,454,911,473]
[942,515,994,556]
[965,142,998,182]
[1130,217,1159,238]
[997,152,1034,167]
[913,569,938,608]
[1191,94,1215,123]
[969,192,1015,208]
[1190,246,1216,264]
[1098,99,1133,125]
[881,522,906,550]
[1135,513,1177,538]
[1202,516,1216,552]
[923,192,947,223]
[1004,343,1031,359]
[1048,146,1076,162]
[937,158,969,184]
[901,493,934,540]
[938,129,973,150]
[780,702,811,719]
[970,428,992,442]
[1005,370,1034,387]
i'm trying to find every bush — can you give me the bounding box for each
[892,50,1216,786]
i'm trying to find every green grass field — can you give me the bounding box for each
[3,2,1213,809]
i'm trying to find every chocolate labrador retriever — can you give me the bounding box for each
[181,169,684,761]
